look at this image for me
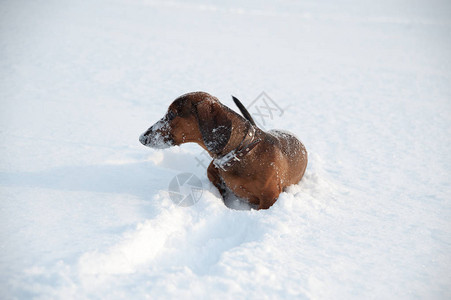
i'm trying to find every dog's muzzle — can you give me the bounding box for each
[139,133,151,146]
[139,119,174,149]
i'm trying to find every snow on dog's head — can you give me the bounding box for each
[139,117,174,149]
[139,92,215,150]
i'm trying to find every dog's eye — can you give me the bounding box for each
[167,111,176,121]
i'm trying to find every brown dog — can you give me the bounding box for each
[139,92,307,209]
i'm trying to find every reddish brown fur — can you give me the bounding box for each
[140,92,307,210]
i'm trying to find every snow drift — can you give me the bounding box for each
[1,0,450,299]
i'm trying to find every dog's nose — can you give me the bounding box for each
[139,133,148,145]
[139,120,174,149]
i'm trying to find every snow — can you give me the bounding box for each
[140,118,174,149]
[1,0,451,299]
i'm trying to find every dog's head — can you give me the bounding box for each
[139,92,232,154]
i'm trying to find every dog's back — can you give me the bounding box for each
[231,96,307,190]
[266,130,308,186]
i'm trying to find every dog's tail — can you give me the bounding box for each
[232,96,256,126]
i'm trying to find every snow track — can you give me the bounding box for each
[1,0,450,298]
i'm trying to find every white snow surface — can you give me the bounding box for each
[1,0,451,299]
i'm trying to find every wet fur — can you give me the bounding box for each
[140,92,308,209]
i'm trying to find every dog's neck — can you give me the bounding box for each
[213,121,260,171]
[196,106,256,160]
[220,117,251,156]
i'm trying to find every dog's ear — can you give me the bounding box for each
[195,100,232,154]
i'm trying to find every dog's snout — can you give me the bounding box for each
[139,119,174,149]
[139,132,149,145]
[139,126,154,144]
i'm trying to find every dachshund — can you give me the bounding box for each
[139,92,307,209]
